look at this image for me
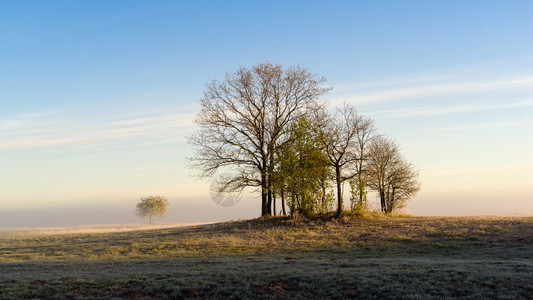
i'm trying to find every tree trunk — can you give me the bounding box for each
[149,214,152,224]
[388,187,396,214]
[267,180,273,216]
[320,174,327,214]
[380,190,386,213]
[358,173,364,206]
[261,170,269,216]
[335,165,343,218]
[273,191,277,216]
[281,187,286,216]
[267,148,274,216]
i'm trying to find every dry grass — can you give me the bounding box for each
[0,215,532,299]
[0,222,213,237]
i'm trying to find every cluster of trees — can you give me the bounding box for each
[189,62,420,218]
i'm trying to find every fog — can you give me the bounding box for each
[2,190,531,228]
[0,196,259,228]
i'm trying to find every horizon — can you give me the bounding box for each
[1,1,532,227]
[2,214,533,231]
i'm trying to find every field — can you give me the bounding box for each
[0,215,532,299]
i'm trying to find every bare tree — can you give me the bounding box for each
[386,158,420,212]
[320,103,367,217]
[351,115,375,211]
[366,136,420,213]
[188,62,330,217]
[367,137,398,213]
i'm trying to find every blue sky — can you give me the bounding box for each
[1,1,532,226]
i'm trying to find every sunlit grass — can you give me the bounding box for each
[0,216,531,261]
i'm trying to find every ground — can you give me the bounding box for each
[0,215,532,299]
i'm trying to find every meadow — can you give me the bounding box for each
[0,215,532,299]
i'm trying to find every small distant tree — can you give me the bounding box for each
[136,195,169,224]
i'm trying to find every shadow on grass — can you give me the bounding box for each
[0,216,531,298]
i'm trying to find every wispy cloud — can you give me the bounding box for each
[131,165,172,171]
[0,111,196,151]
[0,120,21,131]
[368,99,533,118]
[332,75,533,105]
[422,120,533,133]
[333,74,450,91]
[425,165,533,175]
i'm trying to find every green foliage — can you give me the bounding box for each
[275,117,332,217]
[349,177,368,214]
[136,195,169,223]
[317,179,335,214]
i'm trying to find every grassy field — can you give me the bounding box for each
[0,215,532,299]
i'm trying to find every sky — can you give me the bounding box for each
[1,0,532,227]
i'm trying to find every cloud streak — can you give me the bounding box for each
[131,165,172,171]
[0,111,196,151]
[422,120,533,132]
[332,75,533,105]
[368,99,533,118]
[425,165,533,175]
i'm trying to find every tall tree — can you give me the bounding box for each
[367,136,398,213]
[366,136,420,213]
[351,115,375,211]
[320,104,365,217]
[189,62,330,216]
[385,157,420,213]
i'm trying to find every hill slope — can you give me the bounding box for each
[1,216,532,299]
